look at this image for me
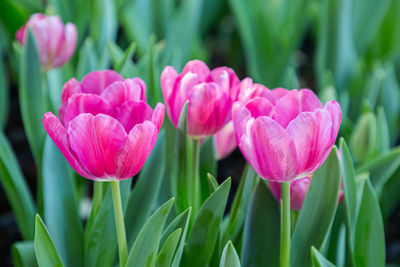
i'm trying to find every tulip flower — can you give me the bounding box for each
[214,78,277,159]
[16,13,77,70]
[161,60,239,138]
[43,70,164,181]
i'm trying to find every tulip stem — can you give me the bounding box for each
[280,181,291,267]
[111,181,128,267]
[191,139,200,216]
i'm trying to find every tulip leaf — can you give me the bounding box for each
[116,42,136,73]
[156,228,182,267]
[356,146,400,197]
[354,180,385,267]
[200,138,217,200]
[34,215,64,267]
[219,241,241,267]
[125,198,174,267]
[181,178,231,267]
[291,148,341,267]
[376,106,390,153]
[19,29,46,164]
[108,42,137,77]
[0,130,35,240]
[0,55,9,129]
[42,137,83,267]
[223,164,257,247]
[77,38,98,80]
[84,183,117,267]
[12,241,36,267]
[161,207,191,267]
[380,167,400,221]
[124,132,165,247]
[311,247,335,267]
[241,180,280,267]
[207,173,219,193]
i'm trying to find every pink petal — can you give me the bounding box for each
[290,177,311,210]
[151,103,165,132]
[245,97,274,118]
[271,88,289,99]
[52,22,77,68]
[181,60,210,81]
[59,78,83,122]
[114,101,154,132]
[161,66,179,125]
[237,78,275,105]
[67,114,127,179]
[101,78,146,108]
[209,67,239,99]
[80,70,124,95]
[325,101,342,141]
[63,93,111,126]
[232,102,252,144]
[115,121,158,179]
[214,121,237,160]
[42,112,94,179]
[273,89,322,128]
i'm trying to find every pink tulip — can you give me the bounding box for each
[16,13,77,70]
[161,60,239,138]
[232,88,342,182]
[213,78,277,159]
[43,70,164,181]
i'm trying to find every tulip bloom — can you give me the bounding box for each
[16,13,77,70]
[43,70,164,181]
[214,78,278,159]
[161,60,239,138]
[232,88,341,182]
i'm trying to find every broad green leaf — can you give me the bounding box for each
[311,247,335,267]
[84,184,117,267]
[156,228,182,267]
[181,178,231,267]
[0,130,35,240]
[241,180,280,267]
[124,132,165,247]
[380,167,400,221]
[42,137,83,267]
[220,241,240,267]
[291,148,341,267]
[126,198,174,267]
[160,207,191,267]
[0,55,9,128]
[354,180,385,267]
[200,138,217,201]
[376,106,390,153]
[222,165,257,247]
[19,29,46,164]
[76,38,97,80]
[207,173,219,194]
[349,112,377,163]
[34,215,64,267]
[357,146,400,196]
[12,241,36,267]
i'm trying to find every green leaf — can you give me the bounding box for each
[12,241,36,267]
[124,132,165,247]
[108,42,137,77]
[19,29,46,164]
[200,138,217,201]
[354,180,385,267]
[181,178,231,267]
[84,184,117,267]
[156,228,182,267]
[311,246,335,267]
[0,55,9,128]
[116,42,136,73]
[126,198,175,267]
[241,180,280,267]
[223,164,257,247]
[376,106,390,153]
[207,173,219,194]
[76,38,98,80]
[380,167,400,221]
[42,137,83,267]
[160,207,191,267]
[291,148,341,267]
[357,146,400,196]
[0,130,35,240]
[219,241,240,267]
[34,215,64,267]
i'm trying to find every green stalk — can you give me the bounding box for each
[111,181,128,267]
[191,139,200,216]
[280,181,291,267]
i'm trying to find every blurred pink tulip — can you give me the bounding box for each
[232,88,342,182]
[43,70,164,181]
[16,13,77,70]
[213,78,277,159]
[161,60,239,138]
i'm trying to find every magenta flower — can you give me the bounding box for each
[161,60,239,138]
[232,88,341,182]
[16,13,77,70]
[43,70,164,181]
[214,78,277,159]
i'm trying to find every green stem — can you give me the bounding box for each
[111,181,128,267]
[191,139,200,216]
[280,181,291,267]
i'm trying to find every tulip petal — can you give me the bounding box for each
[101,78,146,108]
[115,121,158,179]
[271,88,289,99]
[325,100,342,140]
[209,67,239,99]
[214,121,237,160]
[52,22,77,68]
[232,102,252,143]
[245,97,274,117]
[58,78,83,121]
[68,114,127,179]
[151,103,165,131]
[181,60,210,81]
[115,101,154,132]
[81,70,124,95]
[42,112,93,179]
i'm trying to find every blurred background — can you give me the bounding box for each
[1,0,400,265]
